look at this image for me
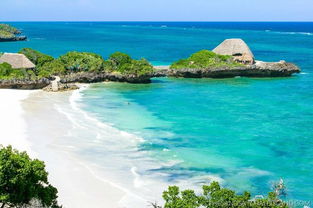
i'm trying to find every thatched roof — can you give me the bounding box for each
[213,39,254,64]
[0,53,35,69]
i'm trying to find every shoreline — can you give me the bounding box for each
[0,87,167,208]
[21,89,127,208]
[0,88,132,208]
[0,85,224,207]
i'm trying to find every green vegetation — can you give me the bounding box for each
[0,24,21,40]
[0,24,21,34]
[59,51,105,72]
[0,48,153,81]
[0,30,15,39]
[37,60,66,78]
[0,63,36,80]
[19,48,54,67]
[106,52,153,76]
[0,146,60,208]
[170,50,242,69]
[160,181,287,208]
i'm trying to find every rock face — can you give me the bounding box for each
[60,72,151,84]
[0,36,27,42]
[160,61,300,78]
[0,78,50,89]
[0,61,301,90]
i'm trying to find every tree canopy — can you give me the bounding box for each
[1,48,154,81]
[106,52,153,76]
[161,181,287,208]
[19,48,54,67]
[59,51,105,72]
[0,146,60,208]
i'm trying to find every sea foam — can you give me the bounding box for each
[52,85,224,208]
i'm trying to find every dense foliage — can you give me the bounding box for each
[0,146,60,208]
[0,62,36,80]
[37,60,66,78]
[161,182,287,208]
[19,48,54,67]
[170,50,241,69]
[106,52,153,76]
[0,48,153,81]
[59,51,105,72]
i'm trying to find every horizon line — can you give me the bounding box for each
[1,20,313,23]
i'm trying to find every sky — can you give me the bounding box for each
[1,0,313,21]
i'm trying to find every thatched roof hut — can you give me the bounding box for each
[0,53,35,69]
[213,39,255,64]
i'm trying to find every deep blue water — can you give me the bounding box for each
[1,22,313,205]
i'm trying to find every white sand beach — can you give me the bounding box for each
[0,89,125,208]
[0,89,34,155]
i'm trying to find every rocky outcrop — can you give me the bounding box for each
[0,36,27,42]
[0,72,151,90]
[43,83,79,92]
[0,23,27,42]
[157,61,300,78]
[60,72,151,84]
[0,61,301,90]
[0,78,50,89]
[152,66,170,77]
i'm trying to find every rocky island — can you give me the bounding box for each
[157,39,300,78]
[0,39,300,90]
[0,24,27,42]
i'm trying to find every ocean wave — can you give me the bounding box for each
[265,30,313,36]
[69,85,145,144]
[54,85,226,207]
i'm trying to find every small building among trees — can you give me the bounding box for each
[0,53,35,69]
[213,39,255,65]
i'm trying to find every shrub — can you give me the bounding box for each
[59,51,105,72]
[0,63,27,80]
[0,146,60,208]
[19,48,54,67]
[162,181,287,208]
[37,59,66,78]
[107,52,153,76]
[108,52,132,69]
[170,50,240,69]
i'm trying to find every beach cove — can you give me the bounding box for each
[0,89,128,207]
[0,22,313,207]
[1,73,313,206]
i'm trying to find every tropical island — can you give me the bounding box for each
[0,24,27,42]
[0,39,300,90]
[159,39,300,78]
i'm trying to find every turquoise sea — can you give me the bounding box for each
[1,22,313,205]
